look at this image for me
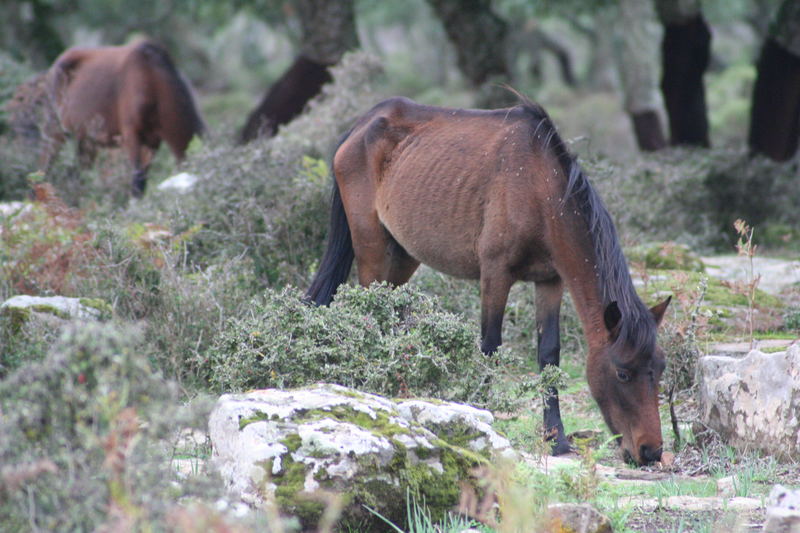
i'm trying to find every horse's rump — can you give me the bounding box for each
[47,39,204,154]
[42,39,205,195]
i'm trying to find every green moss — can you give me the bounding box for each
[0,305,31,335]
[273,453,325,526]
[326,405,413,439]
[281,433,302,453]
[639,269,783,310]
[238,410,272,430]
[261,401,490,530]
[627,242,705,272]
[337,389,366,400]
[29,304,71,320]
[78,298,112,320]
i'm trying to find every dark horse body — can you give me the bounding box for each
[41,39,205,196]
[307,96,670,465]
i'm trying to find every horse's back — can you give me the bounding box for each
[47,40,203,155]
[335,98,559,280]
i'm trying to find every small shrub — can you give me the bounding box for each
[138,51,384,288]
[208,283,532,408]
[0,322,223,532]
[0,183,100,297]
[585,147,800,252]
[783,306,800,332]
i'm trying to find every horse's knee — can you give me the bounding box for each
[536,313,561,367]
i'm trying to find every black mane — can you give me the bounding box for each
[518,97,656,360]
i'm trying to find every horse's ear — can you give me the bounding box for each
[603,301,622,339]
[650,296,671,327]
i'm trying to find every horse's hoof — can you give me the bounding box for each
[550,440,573,456]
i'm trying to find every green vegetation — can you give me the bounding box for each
[1,2,798,531]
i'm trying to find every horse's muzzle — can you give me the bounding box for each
[639,444,662,465]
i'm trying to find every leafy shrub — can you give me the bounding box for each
[208,283,533,408]
[586,146,800,252]
[0,183,100,299]
[0,322,223,532]
[784,306,800,332]
[138,51,384,288]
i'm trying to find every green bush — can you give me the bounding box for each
[0,322,223,532]
[208,283,533,408]
[137,52,384,289]
[586,147,800,252]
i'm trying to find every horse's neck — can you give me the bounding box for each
[559,256,611,352]
[546,214,618,351]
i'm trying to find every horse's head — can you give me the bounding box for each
[587,297,671,466]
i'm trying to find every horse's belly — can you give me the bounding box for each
[377,203,482,280]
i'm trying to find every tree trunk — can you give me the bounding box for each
[238,0,358,144]
[615,1,667,151]
[1,0,65,68]
[655,0,711,147]
[426,0,512,108]
[748,0,800,161]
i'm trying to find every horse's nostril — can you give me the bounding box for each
[640,444,662,464]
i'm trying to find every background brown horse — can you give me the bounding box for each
[41,39,205,197]
[307,96,671,465]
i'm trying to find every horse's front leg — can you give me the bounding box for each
[478,269,513,355]
[123,131,157,198]
[535,277,572,455]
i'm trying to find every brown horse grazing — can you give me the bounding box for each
[306,96,672,465]
[41,39,205,197]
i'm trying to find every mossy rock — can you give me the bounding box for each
[1,295,112,326]
[636,269,784,333]
[209,384,516,530]
[627,242,705,272]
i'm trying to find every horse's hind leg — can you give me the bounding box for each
[535,277,572,455]
[76,137,98,169]
[124,137,156,198]
[352,216,420,287]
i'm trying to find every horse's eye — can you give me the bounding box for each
[616,369,631,383]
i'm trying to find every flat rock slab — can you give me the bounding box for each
[621,495,764,513]
[702,255,800,295]
[546,503,612,533]
[710,339,796,356]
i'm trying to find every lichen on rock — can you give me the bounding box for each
[209,383,516,529]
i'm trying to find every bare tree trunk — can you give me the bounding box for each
[748,0,800,161]
[655,0,711,147]
[238,0,358,144]
[615,1,667,151]
[569,12,617,91]
[1,0,65,68]
[426,0,512,108]
[510,22,577,88]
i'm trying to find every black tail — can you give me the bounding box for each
[305,177,354,305]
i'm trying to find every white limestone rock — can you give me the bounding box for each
[1,295,110,323]
[764,484,800,533]
[157,172,199,193]
[697,345,800,460]
[209,383,516,529]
